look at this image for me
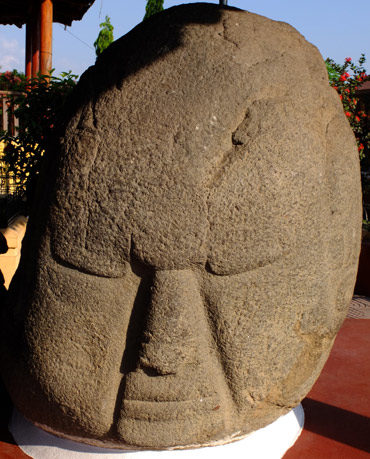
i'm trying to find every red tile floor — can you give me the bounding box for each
[0,298,369,459]
[285,314,370,458]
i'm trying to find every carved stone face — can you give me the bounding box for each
[1,4,361,450]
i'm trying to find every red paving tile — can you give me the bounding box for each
[285,318,370,458]
[0,318,369,458]
[0,442,31,459]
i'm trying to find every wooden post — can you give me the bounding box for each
[25,21,33,80]
[1,97,8,132]
[40,0,53,76]
[31,2,41,78]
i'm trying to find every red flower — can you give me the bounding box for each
[345,88,350,93]
[345,112,352,117]
[339,94,343,100]
[345,57,352,62]
[355,116,360,122]
[358,143,364,151]
[339,73,350,81]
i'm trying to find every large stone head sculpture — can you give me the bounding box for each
[1,3,362,450]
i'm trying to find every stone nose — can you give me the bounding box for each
[138,269,203,375]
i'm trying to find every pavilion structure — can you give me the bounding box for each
[0,0,95,78]
[357,81,370,116]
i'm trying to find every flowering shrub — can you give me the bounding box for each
[326,55,370,164]
[0,70,26,136]
[0,72,77,204]
[326,55,370,222]
[0,70,25,91]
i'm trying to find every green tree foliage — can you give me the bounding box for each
[94,16,114,57]
[144,0,164,20]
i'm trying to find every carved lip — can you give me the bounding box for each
[121,396,223,421]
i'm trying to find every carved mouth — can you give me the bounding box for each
[121,396,222,422]
[116,397,228,448]
[114,369,230,447]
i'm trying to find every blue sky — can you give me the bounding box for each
[1,0,370,77]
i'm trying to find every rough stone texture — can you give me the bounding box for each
[0,3,362,450]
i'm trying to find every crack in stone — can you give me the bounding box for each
[92,96,98,129]
[205,109,249,191]
[240,53,287,77]
[221,19,239,49]
[263,399,295,410]
[203,108,250,263]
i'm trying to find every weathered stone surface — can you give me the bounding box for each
[0,3,362,450]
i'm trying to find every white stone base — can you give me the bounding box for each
[9,405,304,459]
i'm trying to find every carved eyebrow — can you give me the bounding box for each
[203,250,287,277]
[53,255,112,278]
[52,248,130,279]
